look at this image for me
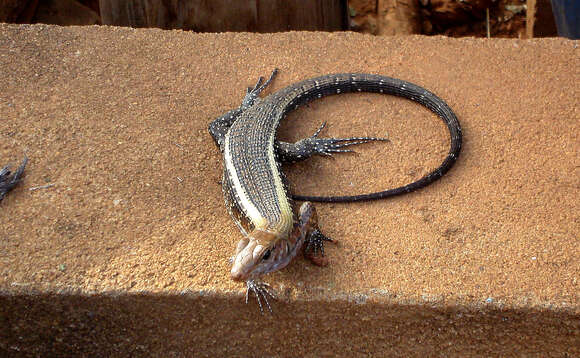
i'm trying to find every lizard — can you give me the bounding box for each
[208,69,462,312]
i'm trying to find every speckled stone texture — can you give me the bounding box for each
[0,24,578,356]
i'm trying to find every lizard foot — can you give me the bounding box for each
[304,122,388,157]
[246,279,276,314]
[304,228,334,267]
[241,68,278,109]
[0,157,28,202]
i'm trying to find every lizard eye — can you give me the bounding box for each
[262,249,272,261]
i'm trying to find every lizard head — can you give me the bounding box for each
[230,229,294,282]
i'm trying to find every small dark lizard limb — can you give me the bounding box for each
[0,157,28,203]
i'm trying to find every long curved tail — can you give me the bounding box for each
[288,74,462,203]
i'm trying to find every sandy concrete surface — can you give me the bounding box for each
[0,24,578,356]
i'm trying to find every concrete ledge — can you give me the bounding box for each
[1,292,576,356]
[1,24,578,356]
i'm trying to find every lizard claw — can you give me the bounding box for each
[304,229,333,257]
[246,279,276,314]
[249,77,264,93]
[312,121,327,137]
[304,229,334,267]
[242,69,279,109]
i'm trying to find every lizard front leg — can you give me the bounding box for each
[294,201,335,266]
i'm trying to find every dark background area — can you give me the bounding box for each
[0,0,560,38]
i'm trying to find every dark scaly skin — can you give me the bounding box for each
[209,69,462,312]
[211,70,462,204]
[0,157,27,203]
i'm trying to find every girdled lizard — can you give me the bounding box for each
[209,69,462,312]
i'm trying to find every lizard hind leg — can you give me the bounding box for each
[276,122,389,163]
[296,202,335,267]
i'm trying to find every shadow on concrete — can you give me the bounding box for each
[1,292,577,356]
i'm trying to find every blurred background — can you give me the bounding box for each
[0,0,577,38]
